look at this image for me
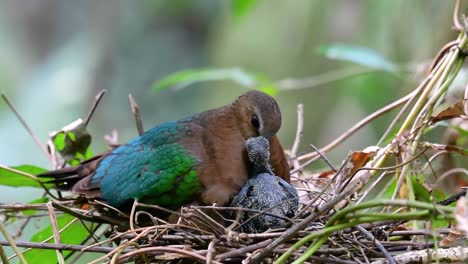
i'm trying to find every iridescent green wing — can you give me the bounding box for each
[90,121,201,208]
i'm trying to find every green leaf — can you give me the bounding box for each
[382,178,397,199]
[152,68,261,91]
[0,165,49,188]
[50,118,92,165]
[232,0,259,18]
[317,44,397,72]
[411,176,445,203]
[24,214,92,264]
[53,133,66,151]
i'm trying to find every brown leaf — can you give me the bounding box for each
[429,100,467,124]
[349,146,380,176]
[440,195,468,246]
[439,227,463,247]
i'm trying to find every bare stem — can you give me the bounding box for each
[47,202,65,264]
[84,89,107,126]
[129,94,144,135]
[0,222,27,264]
[1,93,51,160]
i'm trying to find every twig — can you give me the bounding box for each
[370,246,468,264]
[130,199,138,230]
[308,144,336,172]
[294,155,351,219]
[307,256,356,264]
[297,88,420,162]
[206,238,217,264]
[435,168,468,189]
[290,104,304,160]
[116,246,218,264]
[84,89,107,127]
[88,226,157,264]
[376,78,428,146]
[129,94,144,135]
[12,218,32,239]
[216,239,273,261]
[453,0,463,31]
[464,81,468,115]
[0,240,127,254]
[0,164,60,200]
[47,202,65,264]
[438,189,467,205]
[390,229,449,237]
[0,222,27,264]
[0,243,9,264]
[356,225,395,264]
[1,93,51,160]
[249,180,362,263]
[110,242,144,264]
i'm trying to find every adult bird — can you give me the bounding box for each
[230,136,298,233]
[39,90,290,210]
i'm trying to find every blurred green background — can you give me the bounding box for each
[0,0,460,204]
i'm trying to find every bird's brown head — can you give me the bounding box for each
[232,90,282,140]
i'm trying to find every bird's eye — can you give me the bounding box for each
[251,114,260,129]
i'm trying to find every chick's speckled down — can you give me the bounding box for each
[230,136,299,233]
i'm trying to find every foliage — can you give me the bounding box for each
[0,165,48,188]
[317,44,398,72]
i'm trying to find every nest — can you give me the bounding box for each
[1,5,468,264]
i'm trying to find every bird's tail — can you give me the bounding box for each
[38,155,103,191]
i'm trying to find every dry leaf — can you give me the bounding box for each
[429,100,467,124]
[349,146,380,176]
[439,227,463,247]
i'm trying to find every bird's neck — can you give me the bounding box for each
[253,164,274,176]
[197,105,236,137]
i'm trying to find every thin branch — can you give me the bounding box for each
[308,144,336,172]
[0,222,27,264]
[453,0,463,31]
[117,246,216,264]
[290,104,304,157]
[217,239,273,261]
[0,164,60,200]
[464,81,468,115]
[297,88,421,162]
[0,243,9,264]
[130,199,138,231]
[437,189,467,205]
[0,240,124,254]
[371,246,468,264]
[356,225,395,264]
[206,238,217,264]
[376,78,428,146]
[84,89,107,127]
[290,104,304,178]
[1,93,51,160]
[249,180,362,263]
[294,155,351,218]
[47,202,65,264]
[129,94,144,135]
